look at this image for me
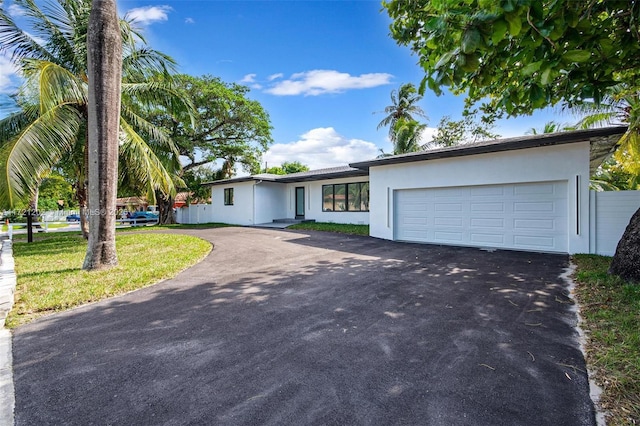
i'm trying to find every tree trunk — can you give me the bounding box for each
[609,207,640,283]
[156,190,176,225]
[83,0,122,270]
[76,183,89,239]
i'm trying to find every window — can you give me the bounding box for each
[322,182,369,212]
[224,188,234,206]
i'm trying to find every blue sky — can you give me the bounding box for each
[0,0,571,171]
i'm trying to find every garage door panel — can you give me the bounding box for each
[470,186,505,196]
[435,202,463,212]
[402,217,428,225]
[471,218,504,228]
[470,233,505,244]
[395,181,568,253]
[514,218,556,230]
[434,217,463,227]
[434,231,464,241]
[470,202,505,212]
[514,201,556,212]
[514,183,556,195]
[435,188,465,197]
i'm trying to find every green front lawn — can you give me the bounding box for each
[573,254,640,425]
[7,233,212,328]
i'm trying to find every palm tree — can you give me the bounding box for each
[82,0,121,270]
[393,118,426,154]
[573,85,640,181]
[525,121,575,135]
[0,0,189,238]
[377,83,427,144]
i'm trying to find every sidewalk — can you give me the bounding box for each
[0,238,16,426]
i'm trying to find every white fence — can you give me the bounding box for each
[175,204,213,225]
[590,190,640,256]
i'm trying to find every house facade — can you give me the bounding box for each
[206,127,633,255]
[207,167,370,226]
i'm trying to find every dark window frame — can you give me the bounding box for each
[322,182,369,212]
[223,188,234,206]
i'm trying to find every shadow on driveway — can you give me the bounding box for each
[12,227,594,425]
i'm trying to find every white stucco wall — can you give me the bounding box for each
[590,190,640,256]
[254,182,288,224]
[368,142,591,254]
[210,181,255,225]
[284,177,370,225]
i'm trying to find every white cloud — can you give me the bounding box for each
[0,54,20,94]
[421,127,439,144]
[125,5,172,25]
[263,127,379,170]
[239,74,262,89]
[7,3,26,16]
[265,69,393,96]
[267,73,283,81]
[240,73,257,83]
[185,17,195,24]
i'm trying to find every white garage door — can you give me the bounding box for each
[394,181,568,252]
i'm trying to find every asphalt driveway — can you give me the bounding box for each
[12,227,595,425]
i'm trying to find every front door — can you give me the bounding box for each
[295,187,305,219]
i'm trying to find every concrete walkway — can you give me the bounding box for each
[0,239,16,426]
[11,228,596,425]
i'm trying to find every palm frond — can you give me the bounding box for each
[576,112,618,129]
[119,118,177,200]
[614,131,640,176]
[0,104,82,207]
[0,105,38,141]
[20,0,79,69]
[0,2,53,62]
[19,59,87,113]
[123,48,177,79]
[119,105,178,157]
[121,80,195,127]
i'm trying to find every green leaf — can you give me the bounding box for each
[434,50,454,70]
[460,53,480,72]
[505,12,522,36]
[529,84,545,108]
[426,35,438,49]
[491,19,508,45]
[563,50,592,63]
[540,67,552,85]
[461,28,482,54]
[502,0,517,13]
[521,61,542,76]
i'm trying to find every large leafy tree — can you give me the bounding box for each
[152,74,272,175]
[82,0,121,270]
[0,0,188,237]
[377,82,427,144]
[384,0,640,282]
[266,161,309,175]
[147,74,272,223]
[429,113,499,148]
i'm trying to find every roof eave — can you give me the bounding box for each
[350,127,628,170]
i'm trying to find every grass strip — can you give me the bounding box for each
[287,222,369,236]
[572,254,640,425]
[7,233,212,328]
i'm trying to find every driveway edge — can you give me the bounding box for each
[0,238,15,426]
[562,263,606,426]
